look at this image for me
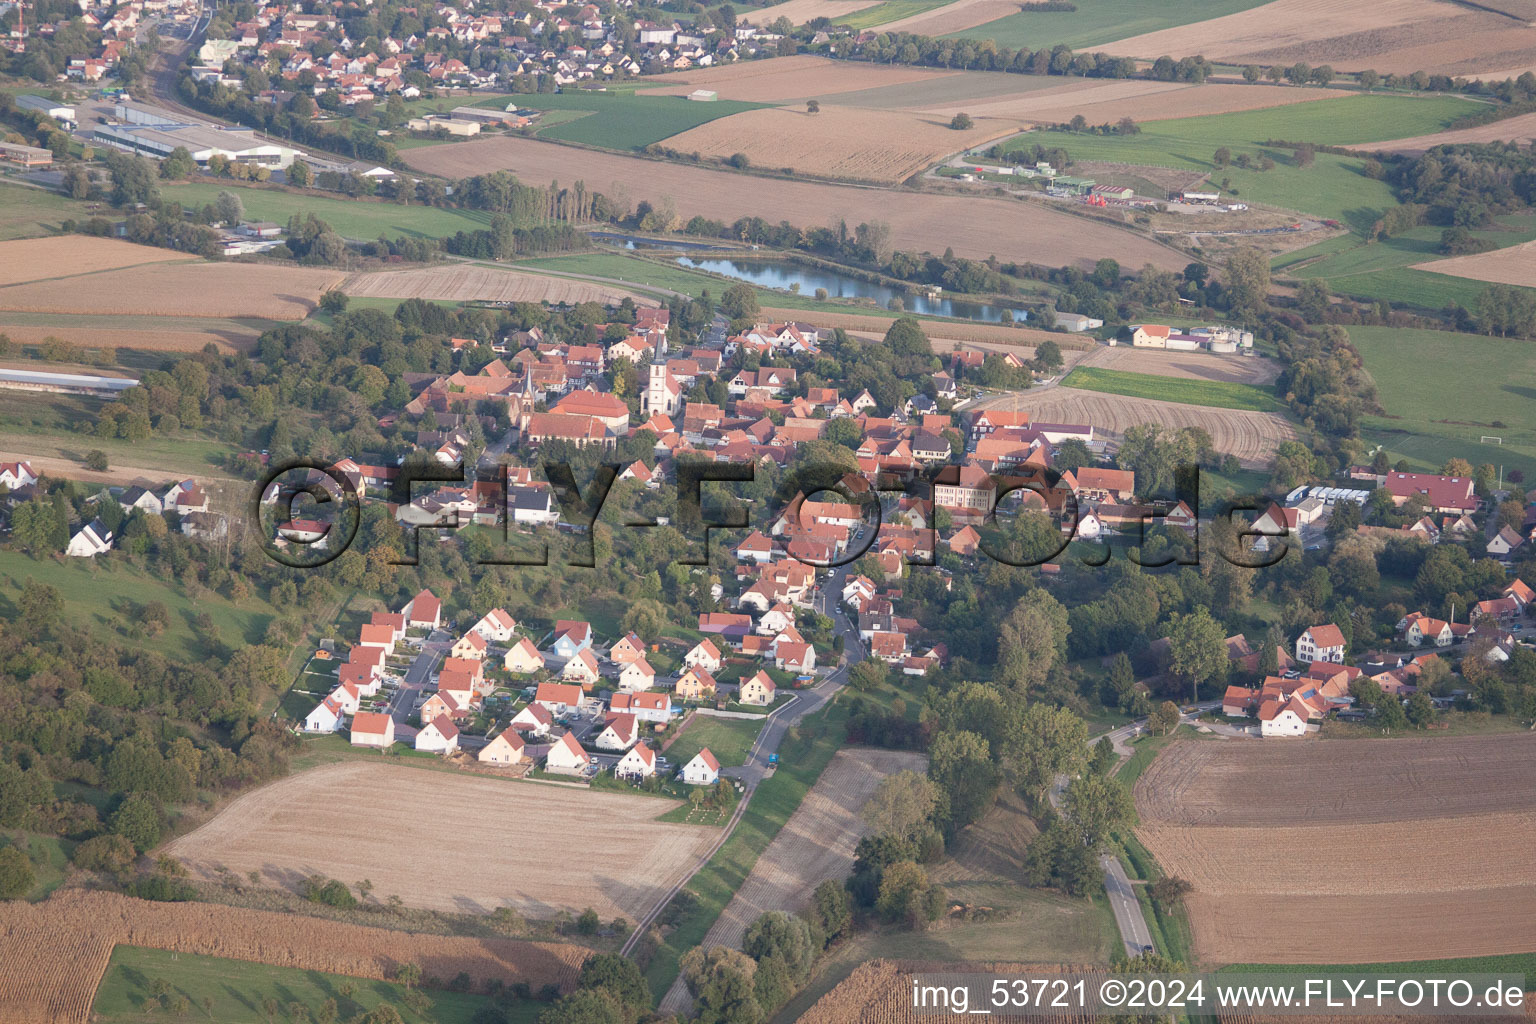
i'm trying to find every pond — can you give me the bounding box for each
[676,257,1031,324]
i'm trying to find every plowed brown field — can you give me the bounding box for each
[970,386,1294,467]
[917,81,1338,125]
[343,264,653,305]
[0,320,263,353]
[0,889,588,1024]
[1086,344,1280,385]
[0,262,343,318]
[0,236,189,285]
[164,761,717,921]
[735,0,883,26]
[1410,237,1536,286]
[1372,111,1536,154]
[406,137,1189,271]
[644,55,959,102]
[661,105,1021,184]
[1135,735,1536,964]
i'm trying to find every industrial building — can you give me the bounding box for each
[15,94,75,127]
[0,368,139,398]
[93,101,298,168]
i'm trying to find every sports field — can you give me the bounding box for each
[1348,324,1536,480]
[1060,366,1284,412]
[946,0,1270,49]
[477,91,765,150]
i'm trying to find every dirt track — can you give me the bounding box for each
[164,761,717,921]
[1136,735,1536,964]
[970,385,1294,467]
[405,136,1190,271]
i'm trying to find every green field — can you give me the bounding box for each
[0,181,92,239]
[947,0,1274,50]
[1009,96,1477,229]
[834,0,954,30]
[0,549,281,660]
[1348,324,1536,479]
[93,946,521,1024]
[161,182,494,240]
[665,714,764,769]
[475,92,765,150]
[1279,215,1536,310]
[1061,366,1284,412]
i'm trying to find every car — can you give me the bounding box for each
[1141,945,1153,954]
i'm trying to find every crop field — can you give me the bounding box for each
[944,0,1270,49]
[161,182,495,240]
[1411,237,1536,289]
[941,81,1340,126]
[1371,110,1536,155]
[1060,366,1284,411]
[1135,736,1536,963]
[1086,344,1281,385]
[970,386,1296,467]
[0,313,265,353]
[1348,324,1536,480]
[1095,0,1536,77]
[659,105,1021,184]
[0,889,586,1024]
[871,0,1023,37]
[163,761,717,921]
[342,263,654,306]
[93,946,518,1024]
[798,961,1112,1024]
[476,92,764,150]
[0,261,344,319]
[641,55,966,104]
[697,749,925,950]
[0,236,189,285]
[735,0,882,26]
[406,136,1189,270]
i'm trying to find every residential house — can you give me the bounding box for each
[304,695,344,733]
[510,486,560,526]
[596,712,639,750]
[66,518,113,557]
[545,731,591,775]
[675,667,717,701]
[478,729,527,765]
[608,632,646,664]
[619,658,657,692]
[684,638,723,673]
[680,748,721,785]
[550,620,593,660]
[1401,613,1453,647]
[1295,624,1346,664]
[774,642,815,674]
[349,712,394,748]
[1488,526,1524,560]
[535,681,587,714]
[0,461,37,490]
[615,742,657,779]
[451,631,489,661]
[511,702,554,737]
[415,715,460,753]
[470,608,518,643]
[1383,472,1478,514]
[403,588,442,630]
[1071,467,1135,504]
[504,637,544,674]
[611,691,671,724]
[358,624,398,654]
[419,691,466,724]
[562,648,601,684]
[739,670,776,706]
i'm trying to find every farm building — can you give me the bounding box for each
[0,368,139,397]
[688,89,718,101]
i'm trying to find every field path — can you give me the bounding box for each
[405,136,1191,271]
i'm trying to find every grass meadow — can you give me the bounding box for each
[161,182,495,240]
[1061,366,1284,411]
[1348,324,1536,480]
[474,92,765,150]
[665,714,765,770]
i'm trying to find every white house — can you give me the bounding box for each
[615,742,657,779]
[684,638,723,673]
[680,748,721,785]
[451,631,489,661]
[739,670,776,706]
[774,642,816,674]
[403,588,442,631]
[595,712,639,751]
[611,691,671,725]
[618,658,657,692]
[756,604,795,636]
[415,715,460,753]
[470,607,518,643]
[349,712,395,748]
[0,460,37,490]
[504,637,544,674]
[1295,624,1346,664]
[1258,697,1311,738]
[478,729,527,765]
[562,648,601,684]
[303,694,345,733]
[66,518,113,557]
[545,731,591,775]
[534,681,587,715]
[511,702,554,737]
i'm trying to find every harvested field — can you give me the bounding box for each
[736,0,882,25]
[406,137,1189,271]
[163,761,717,921]
[343,263,653,305]
[970,386,1294,467]
[1371,111,1536,155]
[798,960,1108,1024]
[921,80,1339,125]
[642,55,958,102]
[1098,0,1536,77]
[660,105,1021,184]
[1135,733,1536,827]
[1410,237,1536,287]
[0,262,343,319]
[701,749,926,951]
[1082,344,1281,385]
[0,316,263,354]
[1136,735,1536,964]
[757,307,1094,349]
[0,889,587,1024]
[874,0,1022,36]
[0,236,188,286]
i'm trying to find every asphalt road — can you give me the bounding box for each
[1102,854,1154,958]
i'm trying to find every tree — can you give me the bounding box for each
[576,954,650,1018]
[1061,773,1135,849]
[806,880,852,946]
[1243,64,1262,83]
[539,989,622,1024]
[874,860,942,927]
[950,113,973,130]
[861,770,938,842]
[288,159,313,188]
[1089,736,1117,775]
[848,659,887,692]
[720,282,759,320]
[0,846,34,899]
[996,589,1070,695]
[743,911,815,985]
[680,946,761,1024]
[320,290,350,313]
[214,189,245,225]
[927,729,996,833]
[392,963,422,989]
[1223,247,1271,317]
[1009,703,1088,804]
[1151,875,1192,908]
[109,792,165,851]
[1166,607,1227,702]
[806,99,819,114]
[1213,146,1231,168]
[1147,700,1182,736]
[85,449,109,472]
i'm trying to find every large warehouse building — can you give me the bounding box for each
[94,102,298,168]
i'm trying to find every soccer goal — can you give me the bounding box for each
[1481,436,1503,445]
